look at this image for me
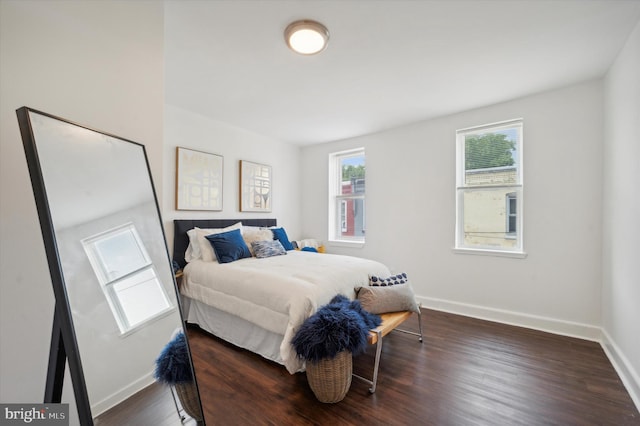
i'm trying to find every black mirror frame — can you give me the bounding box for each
[16,107,202,425]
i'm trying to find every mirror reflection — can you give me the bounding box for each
[23,110,204,425]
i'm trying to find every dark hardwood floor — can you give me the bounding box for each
[187,309,639,426]
[94,381,196,425]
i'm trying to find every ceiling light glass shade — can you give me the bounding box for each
[285,20,329,55]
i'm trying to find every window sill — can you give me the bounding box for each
[327,240,365,249]
[452,247,527,259]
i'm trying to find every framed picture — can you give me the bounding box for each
[175,147,223,211]
[239,160,272,212]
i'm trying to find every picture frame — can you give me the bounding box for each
[175,147,223,211]
[239,160,272,212]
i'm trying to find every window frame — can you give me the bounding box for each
[340,200,348,233]
[506,192,517,238]
[454,119,525,258]
[328,148,366,246]
[82,223,174,335]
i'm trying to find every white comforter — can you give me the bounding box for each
[180,251,390,373]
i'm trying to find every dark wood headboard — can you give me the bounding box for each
[173,218,277,269]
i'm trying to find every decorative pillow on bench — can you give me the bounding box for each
[369,272,408,286]
[357,272,419,314]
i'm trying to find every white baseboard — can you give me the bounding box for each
[91,371,156,416]
[418,296,640,413]
[600,329,640,412]
[418,296,602,341]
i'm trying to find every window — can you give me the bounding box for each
[340,200,348,232]
[83,223,173,334]
[455,119,524,255]
[329,148,365,244]
[506,192,517,237]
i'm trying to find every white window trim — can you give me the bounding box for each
[327,240,365,249]
[328,148,365,245]
[452,247,527,259]
[454,118,526,257]
[83,223,174,335]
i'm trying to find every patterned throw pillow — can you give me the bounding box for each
[251,240,287,259]
[369,272,408,286]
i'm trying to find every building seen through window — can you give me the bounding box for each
[329,149,365,243]
[456,120,523,253]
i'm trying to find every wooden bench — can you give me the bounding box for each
[353,307,423,393]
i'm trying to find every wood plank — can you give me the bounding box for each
[187,308,640,425]
[94,381,196,425]
[368,310,412,344]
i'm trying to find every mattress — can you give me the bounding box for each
[180,250,390,373]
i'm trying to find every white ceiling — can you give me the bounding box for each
[165,0,640,145]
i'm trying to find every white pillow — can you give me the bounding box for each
[295,238,320,249]
[196,222,243,262]
[184,228,201,263]
[242,226,274,255]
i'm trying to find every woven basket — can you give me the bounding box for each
[175,381,204,422]
[305,351,353,403]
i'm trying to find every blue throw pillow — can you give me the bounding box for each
[205,229,251,263]
[271,227,294,251]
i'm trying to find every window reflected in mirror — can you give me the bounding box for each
[83,223,173,334]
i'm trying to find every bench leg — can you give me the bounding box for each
[369,330,383,393]
[353,309,423,394]
[395,308,424,342]
[352,329,383,393]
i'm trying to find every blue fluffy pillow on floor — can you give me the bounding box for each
[154,332,193,384]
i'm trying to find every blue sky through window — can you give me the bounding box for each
[498,127,519,169]
[342,155,365,167]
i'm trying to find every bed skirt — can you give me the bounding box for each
[182,296,301,372]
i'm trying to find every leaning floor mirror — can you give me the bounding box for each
[17,107,205,425]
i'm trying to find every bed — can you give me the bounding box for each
[172,219,391,373]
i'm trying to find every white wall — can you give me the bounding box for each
[0,1,164,424]
[602,20,640,408]
[301,80,604,339]
[0,0,636,417]
[162,104,302,249]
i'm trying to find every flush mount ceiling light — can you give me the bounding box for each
[284,20,329,55]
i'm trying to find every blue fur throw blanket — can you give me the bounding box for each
[154,332,193,384]
[292,294,382,362]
